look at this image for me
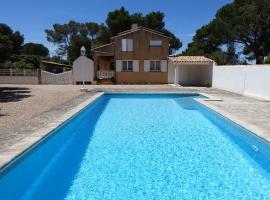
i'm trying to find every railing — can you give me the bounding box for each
[0,68,38,76]
[97,70,115,79]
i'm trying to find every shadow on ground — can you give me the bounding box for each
[0,87,31,103]
[0,112,6,117]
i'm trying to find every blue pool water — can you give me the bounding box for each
[1,93,270,199]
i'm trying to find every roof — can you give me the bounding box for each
[111,26,171,40]
[92,43,113,50]
[168,56,214,64]
[41,61,71,67]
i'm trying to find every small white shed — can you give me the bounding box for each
[72,47,95,84]
[168,56,215,86]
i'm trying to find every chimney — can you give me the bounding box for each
[131,24,138,31]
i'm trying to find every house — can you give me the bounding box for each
[92,24,171,84]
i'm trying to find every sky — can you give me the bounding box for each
[1,0,232,56]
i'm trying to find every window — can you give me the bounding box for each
[150,40,162,46]
[122,39,133,51]
[150,60,161,72]
[122,61,133,71]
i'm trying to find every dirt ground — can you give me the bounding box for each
[0,85,82,129]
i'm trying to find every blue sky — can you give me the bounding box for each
[1,0,232,55]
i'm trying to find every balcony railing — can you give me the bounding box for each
[97,70,115,79]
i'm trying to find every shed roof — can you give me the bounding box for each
[41,61,71,67]
[168,56,214,64]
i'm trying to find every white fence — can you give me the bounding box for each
[41,70,73,85]
[212,65,270,100]
[0,69,39,84]
[0,68,38,76]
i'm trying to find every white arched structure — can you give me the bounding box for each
[72,48,94,84]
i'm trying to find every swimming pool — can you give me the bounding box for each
[0,93,270,199]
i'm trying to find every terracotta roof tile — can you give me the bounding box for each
[168,56,214,64]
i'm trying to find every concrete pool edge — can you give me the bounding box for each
[0,91,269,171]
[197,93,270,143]
[0,92,104,171]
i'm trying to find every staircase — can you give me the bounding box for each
[97,78,114,85]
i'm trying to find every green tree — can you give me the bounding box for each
[143,11,165,31]
[0,23,24,63]
[68,36,92,61]
[163,29,182,54]
[105,7,132,36]
[130,13,144,25]
[22,43,49,57]
[45,20,99,62]
[85,22,99,40]
[215,0,270,64]
[7,55,40,69]
[45,20,81,57]
[184,0,270,64]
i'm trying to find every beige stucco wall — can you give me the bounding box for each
[0,76,39,84]
[116,60,167,84]
[116,72,167,84]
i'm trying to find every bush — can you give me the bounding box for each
[7,55,40,69]
[264,58,270,64]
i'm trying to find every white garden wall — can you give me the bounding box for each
[41,70,73,85]
[0,76,39,84]
[212,65,270,100]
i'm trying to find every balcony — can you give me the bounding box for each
[97,70,115,80]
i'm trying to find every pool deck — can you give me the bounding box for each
[0,84,270,169]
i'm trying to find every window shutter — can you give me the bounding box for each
[150,40,162,46]
[122,39,127,51]
[128,39,133,51]
[133,60,139,72]
[161,60,167,72]
[116,60,122,72]
[144,60,150,72]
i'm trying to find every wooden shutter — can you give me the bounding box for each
[133,60,139,72]
[144,60,150,72]
[116,60,122,72]
[122,39,127,51]
[128,39,133,51]
[161,60,167,72]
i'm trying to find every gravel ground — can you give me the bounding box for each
[0,85,82,129]
[0,84,179,131]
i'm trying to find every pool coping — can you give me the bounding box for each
[197,92,270,143]
[0,91,269,171]
[0,92,105,171]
